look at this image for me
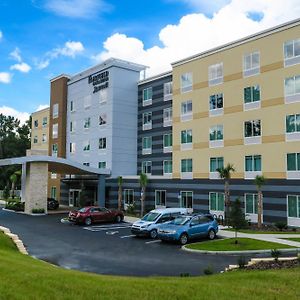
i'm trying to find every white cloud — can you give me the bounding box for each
[95,0,300,77]
[36,104,49,111]
[0,31,2,41]
[36,41,84,70]
[10,48,22,62]
[44,0,109,18]
[0,72,12,84]
[0,106,29,123]
[10,62,32,73]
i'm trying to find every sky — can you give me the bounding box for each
[1,0,300,123]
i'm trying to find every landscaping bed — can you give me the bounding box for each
[224,224,300,234]
[245,259,300,271]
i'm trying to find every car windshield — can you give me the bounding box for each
[141,212,160,222]
[78,208,88,213]
[170,216,190,225]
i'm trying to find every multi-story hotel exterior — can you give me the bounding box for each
[30,18,300,227]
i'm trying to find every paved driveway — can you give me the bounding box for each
[0,208,248,276]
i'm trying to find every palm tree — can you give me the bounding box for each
[10,170,21,199]
[139,173,148,217]
[117,176,123,211]
[216,163,235,223]
[254,175,266,229]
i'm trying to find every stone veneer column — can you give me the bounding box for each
[24,162,48,214]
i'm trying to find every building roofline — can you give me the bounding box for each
[172,17,300,67]
[138,70,172,85]
[50,74,71,83]
[31,107,50,116]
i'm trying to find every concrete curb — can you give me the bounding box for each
[182,245,300,255]
[0,225,28,255]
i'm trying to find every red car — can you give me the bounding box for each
[68,206,124,226]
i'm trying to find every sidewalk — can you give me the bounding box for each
[124,215,140,223]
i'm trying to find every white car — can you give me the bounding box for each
[131,208,189,239]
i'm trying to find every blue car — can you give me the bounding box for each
[157,214,218,245]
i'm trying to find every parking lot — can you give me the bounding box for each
[0,208,242,276]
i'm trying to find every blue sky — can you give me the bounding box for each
[0,0,299,121]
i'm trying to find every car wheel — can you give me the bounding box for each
[179,233,188,245]
[115,215,122,223]
[208,229,216,240]
[150,229,158,239]
[84,217,92,226]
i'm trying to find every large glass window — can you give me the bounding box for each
[286,114,300,133]
[285,75,300,96]
[209,93,223,110]
[99,138,107,149]
[142,137,152,150]
[245,155,262,172]
[164,82,173,97]
[209,192,224,211]
[181,129,192,144]
[52,123,58,139]
[287,195,300,218]
[53,103,59,118]
[287,153,300,171]
[143,112,152,125]
[244,85,260,103]
[284,39,300,60]
[210,157,224,172]
[245,194,258,214]
[163,133,172,148]
[244,120,261,137]
[163,160,172,174]
[181,72,193,93]
[208,63,223,84]
[181,159,192,173]
[142,161,152,174]
[181,100,192,115]
[155,190,166,207]
[209,125,223,141]
[42,117,47,127]
[124,189,134,205]
[143,87,152,102]
[243,52,260,72]
[163,108,172,124]
[180,191,193,208]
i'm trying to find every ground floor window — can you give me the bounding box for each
[124,189,134,205]
[209,192,224,211]
[155,190,166,207]
[245,193,258,214]
[287,195,300,218]
[180,191,193,208]
[51,187,57,200]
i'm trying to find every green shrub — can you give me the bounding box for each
[274,222,287,231]
[5,201,24,211]
[32,208,45,214]
[126,203,136,215]
[179,273,190,277]
[237,256,247,269]
[271,249,281,262]
[203,265,214,275]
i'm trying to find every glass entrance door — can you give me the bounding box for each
[69,189,81,207]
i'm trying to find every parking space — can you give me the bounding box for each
[0,208,243,276]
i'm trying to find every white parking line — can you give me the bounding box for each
[145,240,161,244]
[120,235,136,239]
[84,225,131,232]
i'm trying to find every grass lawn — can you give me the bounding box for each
[0,233,300,300]
[281,238,300,243]
[186,238,295,251]
[223,228,300,234]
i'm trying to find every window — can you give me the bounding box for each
[245,155,261,171]
[143,87,152,105]
[69,142,75,154]
[164,82,173,100]
[34,120,38,128]
[98,161,106,169]
[244,120,261,137]
[286,114,300,133]
[181,129,192,144]
[142,161,152,174]
[84,95,91,108]
[209,125,223,141]
[245,194,258,214]
[163,160,172,174]
[163,108,172,126]
[208,63,223,85]
[42,117,47,127]
[42,134,47,143]
[243,52,260,76]
[287,153,300,171]
[99,138,107,149]
[209,192,224,211]
[142,136,152,154]
[70,121,75,133]
[285,75,300,99]
[84,117,91,129]
[181,159,192,173]
[52,144,58,156]
[181,100,192,115]
[142,112,152,130]
[287,195,300,218]
[83,162,90,167]
[210,157,224,172]
[99,114,107,125]
[51,187,57,200]
[83,141,90,152]
[99,89,108,104]
[244,85,260,103]
[284,39,300,66]
[52,123,58,139]
[209,93,223,114]
[51,172,57,179]
[33,136,38,144]
[163,133,172,148]
[70,101,74,112]
[124,189,134,205]
[53,103,59,118]
[181,72,192,93]
[180,191,193,208]
[155,190,166,207]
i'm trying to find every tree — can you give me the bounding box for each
[229,198,248,244]
[216,163,235,223]
[3,186,10,200]
[254,175,266,229]
[139,173,148,217]
[9,173,18,199]
[117,176,123,211]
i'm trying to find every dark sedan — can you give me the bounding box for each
[68,206,124,226]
